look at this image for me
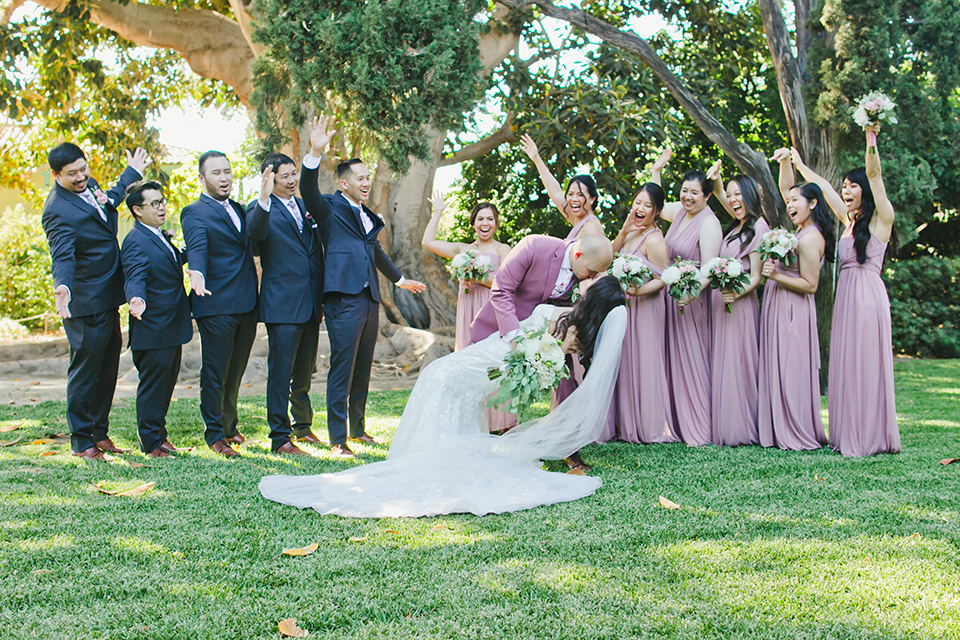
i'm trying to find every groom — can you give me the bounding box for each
[469,234,613,345]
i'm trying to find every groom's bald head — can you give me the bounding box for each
[570,234,614,280]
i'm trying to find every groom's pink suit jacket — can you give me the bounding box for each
[468,235,574,345]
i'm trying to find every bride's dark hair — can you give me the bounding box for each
[551,274,625,370]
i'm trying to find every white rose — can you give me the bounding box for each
[726,259,743,277]
[660,266,681,284]
[522,338,540,361]
[451,253,470,268]
[475,255,492,270]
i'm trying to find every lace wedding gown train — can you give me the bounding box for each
[258,305,627,518]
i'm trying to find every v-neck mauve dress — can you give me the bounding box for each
[757,225,827,450]
[599,228,679,443]
[711,218,769,446]
[827,234,899,456]
[664,207,718,446]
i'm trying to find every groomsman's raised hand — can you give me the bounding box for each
[259,165,275,203]
[125,147,152,174]
[307,115,337,157]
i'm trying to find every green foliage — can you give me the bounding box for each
[883,255,960,358]
[250,0,487,172]
[0,206,55,331]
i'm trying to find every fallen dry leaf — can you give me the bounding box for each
[385,530,399,534]
[0,424,19,432]
[940,458,958,465]
[115,482,155,497]
[39,451,57,457]
[566,468,586,476]
[0,437,22,447]
[278,618,309,638]
[348,536,368,542]
[31,438,55,445]
[432,525,446,530]
[96,482,118,496]
[31,569,51,575]
[27,398,40,402]
[659,496,681,510]
[27,381,40,386]
[281,542,319,557]
[909,533,921,539]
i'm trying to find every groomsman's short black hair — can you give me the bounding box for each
[260,153,296,175]
[48,143,86,173]
[336,158,364,180]
[198,150,227,175]
[125,180,164,218]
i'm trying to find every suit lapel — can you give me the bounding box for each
[58,184,112,231]
[545,240,571,298]
[204,196,243,241]
[336,192,368,238]
[137,222,179,269]
[360,203,385,239]
[273,195,309,249]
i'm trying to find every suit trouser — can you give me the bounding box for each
[266,314,320,449]
[132,346,182,453]
[324,290,378,445]
[62,311,122,453]
[196,309,257,446]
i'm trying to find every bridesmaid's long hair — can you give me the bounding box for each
[552,275,625,371]
[723,175,763,247]
[793,182,836,262]
[564,174,599,219]
[844,167,898,264]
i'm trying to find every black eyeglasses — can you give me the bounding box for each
[145,198,167,209]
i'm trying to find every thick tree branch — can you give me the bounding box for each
[512,0,785,222]
[30,0,255,104]
[757,0,809,156]
[480,4,522,75]
[439,114,516,166]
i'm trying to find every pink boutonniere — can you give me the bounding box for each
[90,187,109,206]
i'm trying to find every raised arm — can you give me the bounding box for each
[770,148,795,204]
[518,134,567,218]
[789,148,849,228]
[650,149,682,222]
[865,125,895,241]
[706,160,734,218]
[246,167,273,243]
[421,192,471,259]
[300,115,337,223]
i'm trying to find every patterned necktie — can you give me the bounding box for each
[286,200,303,233]
[80,190,107,223]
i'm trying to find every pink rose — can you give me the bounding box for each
[864,100,880,111]
[92,188,109,206]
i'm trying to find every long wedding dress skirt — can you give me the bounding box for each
[259,305,627,518]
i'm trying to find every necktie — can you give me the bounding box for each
[286,200,303,233]
[80,190,107,223]
[221,200,241,232]
[355,205,373,234]
[551,268,574,299]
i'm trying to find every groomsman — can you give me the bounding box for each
[247,151,326,455]
[181,152,258,458]
[120,181,193,458]
[299,117,426,457]
[41,143,148,460]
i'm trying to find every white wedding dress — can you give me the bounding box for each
[258,305,627,518]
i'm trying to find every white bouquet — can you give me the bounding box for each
[660,258,702,316]
[757,228,799,267]
[700,257,750,313]
[449,250,494,293]
[851,92,897,128]
[487,320,569,422]
[607,253,654,306]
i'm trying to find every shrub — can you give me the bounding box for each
[883,255,960,358]
[0,317,30,340]
[0,206,57,331]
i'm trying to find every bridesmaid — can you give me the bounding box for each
[598,182,679,444]
[519,133,606,239]
[654,151,723,446]
[757,178,835,450]
[421,194,511,349]
[781,128,900,456]
[707,168,769,446]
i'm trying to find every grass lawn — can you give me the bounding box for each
[1,359,958,639]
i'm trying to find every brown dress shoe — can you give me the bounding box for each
[330,442,356,458]
[73,447,105,460]
[147,446,172,458]
[209,439,239,458]
[348,433,381,445]
[96,437,129,454]
[158,440,179,453]
[293,431,324,444]
[227,433,245,445]
[274,441,311,456]
[563,452,591,473]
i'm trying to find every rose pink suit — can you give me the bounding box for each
[827,235,900,456]
[454,252,516,431]
[598,228,678,443]
[664,207,718,446]
[710,218,769,446]
[757,225,827,450]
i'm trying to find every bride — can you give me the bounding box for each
[259,275,628,518]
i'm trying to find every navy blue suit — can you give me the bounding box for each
[41,166,141,453]
[120,221,193,453]
[246,194,324,449]
[181,194,258,446]
[300,162,402,445]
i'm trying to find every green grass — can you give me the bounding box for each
[1,361,958,639]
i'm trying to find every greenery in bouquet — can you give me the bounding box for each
[607,252,654,307]
[757,228,799,267]
[700,257,750,313]
[487,321,569,423]
[659,258,702,316]
[449,249,494,294]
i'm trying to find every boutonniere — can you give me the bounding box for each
[162,230,181,251]
[89,187,109,206]
[304,210,318,230]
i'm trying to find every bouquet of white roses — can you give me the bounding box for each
[487,320,569,422]
[700,257,750,313]
[607,253,654,306]
[660,258,702,316]
[449,250,494,293]
[757,228,799,267]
